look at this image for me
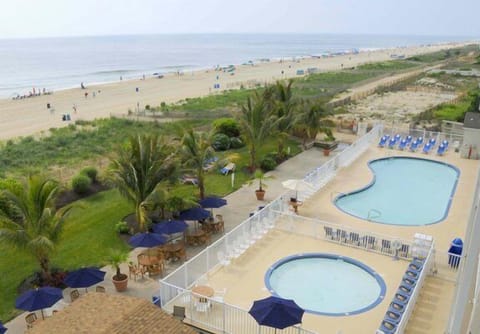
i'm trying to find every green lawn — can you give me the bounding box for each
[0,135,301,322]
[0,189,131,322]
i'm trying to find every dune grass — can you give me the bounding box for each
[0,189,131,322]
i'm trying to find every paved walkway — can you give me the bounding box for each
[5,139,353,333]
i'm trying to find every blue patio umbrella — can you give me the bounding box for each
[199,196,227,209]
[0,321,6,334]
[15,287,63,319]
[128,232,167,248]
[64,267,106,291]
[152,220,188,235]
[178,207,211,221]
[249,296,304,331]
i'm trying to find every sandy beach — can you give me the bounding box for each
[0,42,469,140]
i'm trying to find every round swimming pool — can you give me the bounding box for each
[265,253,386,316]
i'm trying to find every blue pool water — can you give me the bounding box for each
[265,254,386,316]
[335,157,459,226]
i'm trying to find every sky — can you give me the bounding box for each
[0,0,479,39]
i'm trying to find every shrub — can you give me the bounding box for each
[212,133,231,151]
[81,166,98,183]
[229,136,244,149]
[260,156,277,172]
[213,118,241,137]
[71,174,91,194]
[114,221,130,234]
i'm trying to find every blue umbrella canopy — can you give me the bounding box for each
[199,196,227,209]
[0,321,6,334]
[249,296,304,330]
[128,232,167,248]
[64,267,106,289]
[178,207,211,221]
[16,287,63,318]
[152,220,188,235]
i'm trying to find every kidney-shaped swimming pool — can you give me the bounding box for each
[335,157,459,226]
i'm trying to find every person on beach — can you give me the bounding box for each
[81,82,85,89]
[92,91,96,98]
[84,92,88,98]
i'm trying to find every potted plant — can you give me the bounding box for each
[322,129,336,156]
[251,170,271,201]
[108,249,129,292]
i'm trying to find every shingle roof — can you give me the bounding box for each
[29,293,197,334]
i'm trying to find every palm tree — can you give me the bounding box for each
[109,134,177,232]
[180,129,214,200]
[271,80,297,158]
[296,101,331,148]
[237,92,276,170]
[0,176,73,282]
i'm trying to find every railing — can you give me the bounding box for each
[160,283,316,334]
[382,126,464,148]
[395,243,436,333]
[273,213,413,260]
[432,250,463,282]
[159,125,385,333]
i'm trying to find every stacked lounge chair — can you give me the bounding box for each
[388,137,397,149]
[378,257,426,333]
[398,139,408,150]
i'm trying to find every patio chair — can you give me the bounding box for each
[25,312,37,328]
[349,232,360,245]
[70,289,80,302]
[95,285,106,293]
[173,305,186,321]
[381,239,392,254]
[324,226,334,239]
[129,263,144,281]
[399,244,410,258]
[195,300,210,313]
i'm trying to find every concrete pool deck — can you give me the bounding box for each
[301,146,479,251]
[171,144,479,334]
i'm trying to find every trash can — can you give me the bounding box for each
[448,238,463,269]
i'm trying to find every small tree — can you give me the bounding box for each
[237,92,276,170]
[0,176,74,282]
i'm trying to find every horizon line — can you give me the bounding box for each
[0,32,479,41]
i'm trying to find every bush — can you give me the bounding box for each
[71,174,91,194]
[213,118,241,137]
[260,156,277,172]
[114,221,130,234]
[229,136,244,149]
[81,166,98,183]
[212,133,231,151]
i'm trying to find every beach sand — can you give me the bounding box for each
[0,42,469,140]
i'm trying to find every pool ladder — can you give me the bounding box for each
[367,209,382,221]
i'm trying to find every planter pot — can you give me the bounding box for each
[255,190,266,201]
[112,274,128,292]
[323,149,330,156]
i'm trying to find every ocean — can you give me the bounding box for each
[0,33,474,98]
